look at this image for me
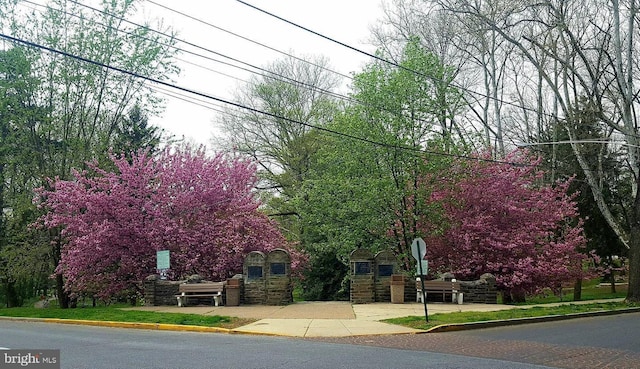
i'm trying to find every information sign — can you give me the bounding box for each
[156,250,170,270]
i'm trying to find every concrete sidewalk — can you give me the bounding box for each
[129,300,575,338]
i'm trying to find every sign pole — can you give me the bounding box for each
[417,244,428,323]
[411,238,428,323]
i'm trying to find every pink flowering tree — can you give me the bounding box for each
[418,150,594,302]
[37,147,297,301]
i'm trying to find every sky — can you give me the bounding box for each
[139,0,389,147]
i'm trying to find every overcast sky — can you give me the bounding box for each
[140,0,388,147]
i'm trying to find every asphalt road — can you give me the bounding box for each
[315,312,640,369]
[459,311,640,352]
[0,320,551,369]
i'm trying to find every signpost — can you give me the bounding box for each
[411,237,426,262]
[411,238,429,323]
[156,250,170,280]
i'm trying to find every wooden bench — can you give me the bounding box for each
[416,279,463,304]
[176,282,225,307]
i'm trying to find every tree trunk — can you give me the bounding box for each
[5,281,18,308]
[627,224,640,302]
[626,167,640,302]
[610,264,617,293]
[51,231,72,309]
[55,273,70,309]
[573,278,582,301]
[503,289,526,304]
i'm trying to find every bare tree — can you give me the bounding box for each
[370,0,473,148]
[435,0,640,301]
[217,55,340,189]
[215,55,341,240]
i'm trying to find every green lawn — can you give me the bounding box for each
[521,283,627,304]
[0,281,633,332]
[0,304,251,329]
[385,301,639,331]
[384,280,634,331]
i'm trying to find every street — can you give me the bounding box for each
[0,320,550,369]
[315,312,640,368]
[2,313,639,369]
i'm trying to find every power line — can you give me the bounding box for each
[145,0,354,81]
[176,56,248,84]
[137,2,466,137]
[18,1,238,74]
[0,33,397,148]
[143,0,557,146]
[57,0,355,103]
[20,0,258,89]
[18,0,384,131]
[0,32,529,167]
[148,0,633,151]
[29,0,629,155]
[148,83,254,124]
[36,0,450,134]
[236,0,385,68]
[518,140,640,149]
[148,84,230,115]
[233,0,562,120]
[9,2,393,144]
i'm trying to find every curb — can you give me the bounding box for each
[0,316,233,334]
[2,306,639,337]
[0,316,316,338]
[424,307,640,333]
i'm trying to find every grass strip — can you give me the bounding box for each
[384,301,640,331]
[0,306,252,329]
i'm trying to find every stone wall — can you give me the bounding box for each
[144,274,237,306]
[374,251,398,302]
[143,250,497,306]
[350,249,375,304]
[243,249,293,305]
[404,277,416,302]
[375,277,392,302]
[144,249,294,307]
[265,249,293,305]
[419,273,498,304]
[349,249,421,304]
[351,274,375,304]
[243,251,267,305]
[143,275,180,306]
[459,273,498,304]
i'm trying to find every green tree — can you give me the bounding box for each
[298,40,464,299]
[0,0,179,307]
[0,47,51,307]
[113,104,163,161]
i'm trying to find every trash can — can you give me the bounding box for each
[390,275,405,304]
[225,278,241,306]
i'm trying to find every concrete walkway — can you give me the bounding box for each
[129,300,616,338]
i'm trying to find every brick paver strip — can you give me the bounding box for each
[310,333,640,369]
